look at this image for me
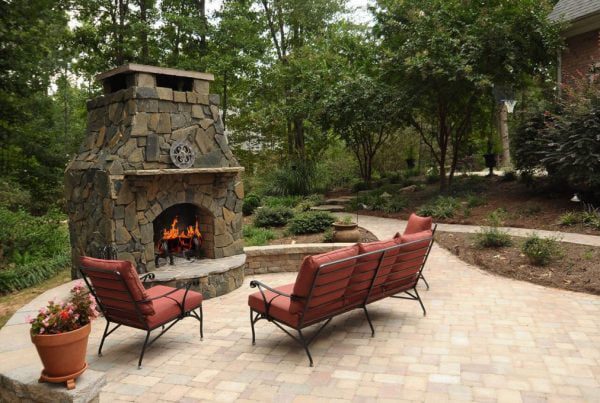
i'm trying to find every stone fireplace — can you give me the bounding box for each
[65,64,245,296]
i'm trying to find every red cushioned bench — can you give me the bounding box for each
[248,214,436,366]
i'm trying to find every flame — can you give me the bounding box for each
[161,216,202,240]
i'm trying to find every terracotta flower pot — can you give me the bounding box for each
[333,222,360,243]
[31,323,91,390]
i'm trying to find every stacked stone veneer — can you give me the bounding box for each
[65,65,244,277]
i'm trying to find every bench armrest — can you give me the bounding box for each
[139,272,155,282]
[250,280,291,317]
[250,280,291,297]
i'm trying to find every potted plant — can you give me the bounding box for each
[333,215,360,242]
[28,282,99,390]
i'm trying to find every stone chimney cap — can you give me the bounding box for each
[96,63,214,82]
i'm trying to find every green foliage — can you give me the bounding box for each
[465,194,486,208]
[242,225,276,247]
[0,208,70,294]
[338,215,355,225]
[242,193,261,216]
[287,212,335,235]
[476,209,512,248]
[521,233,562,266]
[263,196,303,209]
[375,0,561,190]
[582,210,600,230]
[558,211,579,226]
[322,228,334,243]
[253,207,294,228]
[557,209,600,229]
[418,196,459,219]
[261,160,317,196]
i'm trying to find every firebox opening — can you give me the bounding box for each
[156,74,193,92]
[153,203,214,266]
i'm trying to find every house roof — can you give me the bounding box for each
[549,0,600,23]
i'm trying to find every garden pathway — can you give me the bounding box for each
[348,213,600,247]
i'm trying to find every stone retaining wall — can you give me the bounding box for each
[244,243,352,275]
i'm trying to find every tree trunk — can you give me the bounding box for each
[139,0,148,63]
[499,103,511,168]
[222,71,228,130]
[293,117,305,158]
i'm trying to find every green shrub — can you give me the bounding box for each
[0,208,70,294]
[322,228,334,243]
[475,209,512,248]
[263,195,303,208]
[242,193,261,216]
[242,225,276,246]
[582,207,600,229]
[0,254,70,294]
[558,211,579,226]
[295,194,325,212]
[521,233,562,266]
[0,208,68,263]
[253,207,294,227]
[383,197,408,213]
[262,160,316,196]
[465,194,485,208]
[287,212,335,235]
[417,196,459,219]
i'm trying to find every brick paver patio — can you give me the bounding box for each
[90,241,600,402]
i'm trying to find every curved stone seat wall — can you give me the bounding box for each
[244,243,352,275]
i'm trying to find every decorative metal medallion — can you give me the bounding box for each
[170,140,196,168]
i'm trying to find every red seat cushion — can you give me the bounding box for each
[403,213,432,235]
[145,285,203,328]
[345,239,397,305]
[248,283,299,327]
[80,256,155,316]
[290,245,359,314]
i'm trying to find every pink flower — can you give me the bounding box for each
[39,328,45,334]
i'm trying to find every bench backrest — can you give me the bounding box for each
[79,256,154,329]
[294,227,435,326]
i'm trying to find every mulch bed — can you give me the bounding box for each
[435,231,600,296]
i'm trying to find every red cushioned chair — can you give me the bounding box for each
[79,256,203,369]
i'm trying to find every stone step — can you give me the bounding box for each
[310,205,345,212]
[323,196,356,206]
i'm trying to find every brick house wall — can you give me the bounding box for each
[561,29,600,85]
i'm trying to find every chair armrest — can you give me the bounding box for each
[140,282,194,317]
[139,272,155,283]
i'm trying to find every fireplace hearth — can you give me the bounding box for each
[65,64,246,297]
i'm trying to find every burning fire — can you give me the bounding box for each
[161,216,202,241]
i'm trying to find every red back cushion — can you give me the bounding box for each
[345,239,398,303]
[403,213,432,235]
[80,256,155,317]
[387,230,432,291]
[290,245,359,314]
